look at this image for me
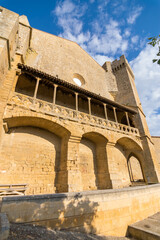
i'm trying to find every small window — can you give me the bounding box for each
[73,78,82,86]
[73,73,85,87]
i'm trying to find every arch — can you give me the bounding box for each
[82,131,108,144]
[0,126,61,194]
[79,132,111,190]
[2,116,71,194]
[15,73,37,97]
[116,137,143,151]
[127,153,145,183]
[116,137,146,186]
[4,115,71,138]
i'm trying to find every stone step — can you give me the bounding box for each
[128,212,160,240]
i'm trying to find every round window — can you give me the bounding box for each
[73,78,82,86]
[73,73,85,87]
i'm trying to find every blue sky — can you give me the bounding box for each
[1,0,160,135]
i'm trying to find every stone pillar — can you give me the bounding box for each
[75,92,79,111]
[33,77,40,99]
[113,107,118,123]
[88,97,91,115]
[106,141,122,189]
[103,103,108,120]
[125,112,130,126]
[67,135,82,192]
[53,84,58,105]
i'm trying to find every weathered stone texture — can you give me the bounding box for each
[152,137,160,165]
[1,184,160,237]
[0,6,159,197]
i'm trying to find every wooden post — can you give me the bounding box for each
[53,84,58,105]
[125,112,130,126]
[88,97,91,115]
[103,103,108,120]
[113,107,118,123]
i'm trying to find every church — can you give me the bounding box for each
[0,6,160,195]
[1,6,160,238]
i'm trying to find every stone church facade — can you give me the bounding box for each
[0,6,160,195]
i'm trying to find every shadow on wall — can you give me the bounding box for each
[4,193,99,234]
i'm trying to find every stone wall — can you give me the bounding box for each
[0,126,61,195]
[1,184,160,237]
[152,136,160,165]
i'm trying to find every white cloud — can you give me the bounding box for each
[53,0,86,37]
[127,6,143,24]
[88,19,128,56]
[93,54,114,65]
[124,29,131,37]
[131,35,139,44]
[130,45,160,135]
[54,0,75,15]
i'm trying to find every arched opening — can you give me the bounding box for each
[0,126,61,195]
[15,73,37,97]
[128,154,145,184]
[1,116,71,194]
[114,137,145,187]
[79,132,111,191]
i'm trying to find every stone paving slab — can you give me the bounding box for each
[128,212,160,240]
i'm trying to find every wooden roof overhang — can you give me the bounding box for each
[17,63,137,114]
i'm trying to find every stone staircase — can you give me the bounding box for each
[128,212,160,240]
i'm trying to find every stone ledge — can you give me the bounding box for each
[2,183,160,202]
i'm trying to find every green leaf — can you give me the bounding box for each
[157,59,160,65]
[153,59,158,63]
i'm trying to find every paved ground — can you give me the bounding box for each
[128,212,160,239]
[8,223,134,240]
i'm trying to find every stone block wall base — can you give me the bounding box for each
[0,213,10,240]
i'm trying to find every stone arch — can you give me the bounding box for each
[115,137,146,186]
[127,153,145,183]
[1,116,71,194]
[79,131,111,190]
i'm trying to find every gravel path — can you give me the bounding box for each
[8,223,134,240]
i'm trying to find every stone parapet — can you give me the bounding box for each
[1,184,160,237]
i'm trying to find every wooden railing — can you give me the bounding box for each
[8,92,139,136]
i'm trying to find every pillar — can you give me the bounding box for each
[75,92,79,111]
[103,103,108,120]
[125,112,130,126]
[106,141,122,189]
[67,135,83,192]
[33,77,40,99]
[113,107,118,123]
[88,97,91,115]
[53,84,58,105]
